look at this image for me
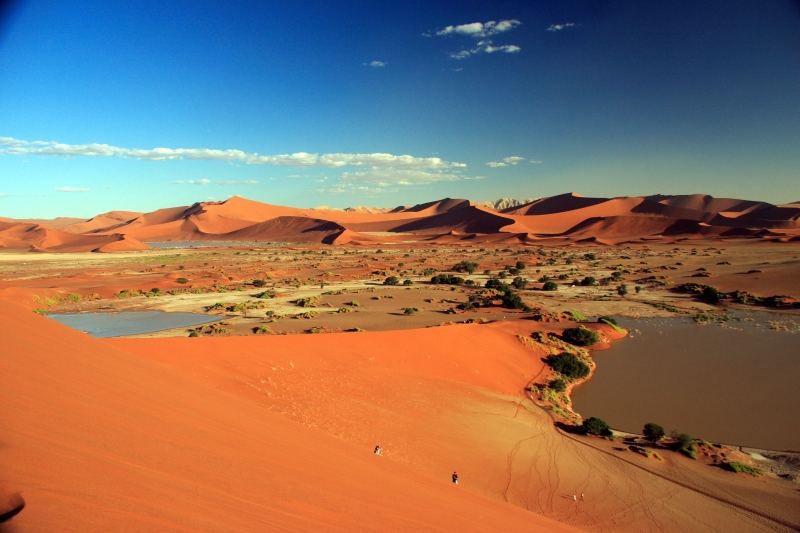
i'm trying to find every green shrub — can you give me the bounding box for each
[176,277,189,284]
[672,432,696,459]
[294,296,319,307]
[384,276,400,286]
[542,281,558,291]
[722,461,762,476]
[403,279,412,285]
[561,327,599,346]
[188,330,199,337]
[252,279,267,287]
[403,307,419,315]
[545,353,590,380]
[702,286,722,304]
[485,278,507,290]
[431,274,465,285]
[548,378,567,392]
[512,276,527,289]
[582,417,612,437]
[452,261,478,274]
[515,260,526,270]
[597,316,617,326]
[580,276,597,286]
[643,423,665,443]
[501,290,528,310]
[255,290,276,299]
[567,310,587,321]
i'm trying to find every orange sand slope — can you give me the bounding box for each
[2,192,799,251]
[113,324,799,532]
[0,302,574,532]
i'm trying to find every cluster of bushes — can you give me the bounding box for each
[672,431,696,458]
[582,417,612,437]
[721,461,762,476]
[482,278,530,310]
[561,326,599,346]
[431,274,465,285]
[294,296,319,308]
[673,283,799,309]
[643,422,665,443]
[544,352,590,380]
[452,261,478,274]
[547,378,567,392]
[485,278,506,290]
[501,290,528,310]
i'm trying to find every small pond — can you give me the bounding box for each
[48,311,218,338]
[571,311,800,451]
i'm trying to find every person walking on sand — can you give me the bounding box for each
[373,445,382,456]
[452,472,459,485]
[580,492,585,501]
[572,494,577,502]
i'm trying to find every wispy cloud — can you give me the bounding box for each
[486,155,526,168]
[174,178,259,186]
[55,186,90,193]
[322,165,479,194]
[436,19,520,38]
[364,60,387,68]
[341,167,464,187]
[451,41,520,59]
[546,22,575,32]
[0,136,464,170]
[432,19,522,60]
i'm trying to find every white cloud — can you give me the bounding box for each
[436,19,521,38]
[364,60,387,68]
[529,160,543,164]
[56,186,90,193]
[341,167,464,186]
[450,41,521,59]
[320,165,480,194]
[486,155,526,168]
[434,19,522,60]
[546,22,576,32]
[0,136,464,170]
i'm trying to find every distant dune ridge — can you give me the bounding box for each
[1,192,798,251]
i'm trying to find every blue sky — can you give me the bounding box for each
[1,0,799,218]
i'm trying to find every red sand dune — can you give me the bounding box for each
[3,303,798,530]
[62,210,142,234]
[0,301,576,532]
[2,193,798,251]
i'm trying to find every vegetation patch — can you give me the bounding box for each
[561,326,599,346]
[544,352,590,380]
[582,417,612,437]
[721,461,762,476]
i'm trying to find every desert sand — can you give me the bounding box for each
[2,194,799,531]
[1,193,798,252]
